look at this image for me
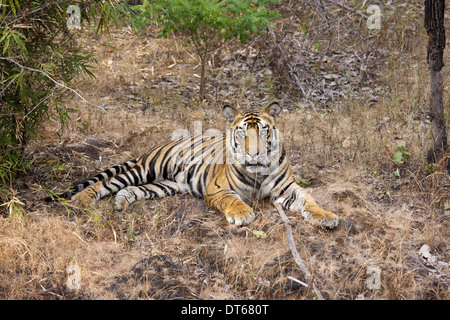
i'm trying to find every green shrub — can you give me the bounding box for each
[0,0,137,184]
[137,0,280,99]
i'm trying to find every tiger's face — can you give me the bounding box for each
[223,103,282,174]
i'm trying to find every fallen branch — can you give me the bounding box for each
[274,202,311,279]
[274,202,324,300]
[287,275,309,288]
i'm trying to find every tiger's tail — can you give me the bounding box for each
[43,158,139,202]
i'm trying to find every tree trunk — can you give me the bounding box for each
[424,0,448,167]
[428,69,447,163]
[199,51,208,100]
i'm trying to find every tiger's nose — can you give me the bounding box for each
[247,151,258,158]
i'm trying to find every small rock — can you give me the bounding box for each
[419,244,437,264]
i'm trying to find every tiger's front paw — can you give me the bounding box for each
[224,204,255,227]
[307,210,339,228]
[71,190,96,209]
[278,194,339,229]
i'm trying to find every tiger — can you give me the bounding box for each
[45,102,339,228]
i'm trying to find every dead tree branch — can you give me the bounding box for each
[274,202,311,279]
[274,202,324,300]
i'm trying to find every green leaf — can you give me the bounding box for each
[11,30,27,57]
[393,151,403,164]
[0,27,10,43]
[297,178,312,186]
[444,200,450,210]
[2,33,11,55]
[299,24,308,35]
[8,0,17,15]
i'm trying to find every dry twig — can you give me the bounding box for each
[274,202,311,279]
[274,202,324,300]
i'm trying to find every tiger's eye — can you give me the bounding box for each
[260,129,268,137]
[236,129,246,138]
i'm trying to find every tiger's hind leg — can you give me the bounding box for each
[71,164,147,209]
[114,180,188,211]
[44,158,138,202]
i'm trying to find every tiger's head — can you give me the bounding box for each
[223,102,283,175]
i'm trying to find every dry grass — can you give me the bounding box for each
[1,1,449,300]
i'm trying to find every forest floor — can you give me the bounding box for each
[1,1,449,300]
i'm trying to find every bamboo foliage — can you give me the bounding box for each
[0,0,138,183]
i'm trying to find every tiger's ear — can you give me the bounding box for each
[263,102,281,119]
[222,105,240,122]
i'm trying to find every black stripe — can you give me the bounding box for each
[129,169,140,185]
[187,164,198,191]
[278,149,286,165]
[214,176,222,189]
[273,171,287,188]
[82,180,92,189]
[110,182,122,190]
[135,164,144,183]
[140,185,157,199]
[162,183,176,195]
[160,139,190,178]
[152,182,172,195]
[278,180,294,197]
[285,192,296,208]
[104,168,115,178]
[225,167,238,192]
[197,171,206,196]
[146,148,162,182]
[201,165,211,194]
[102,180,112,192]
[231,165,255,187]
[122,163,132,172]
[206,189,227,197]
[115,175,129,187]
